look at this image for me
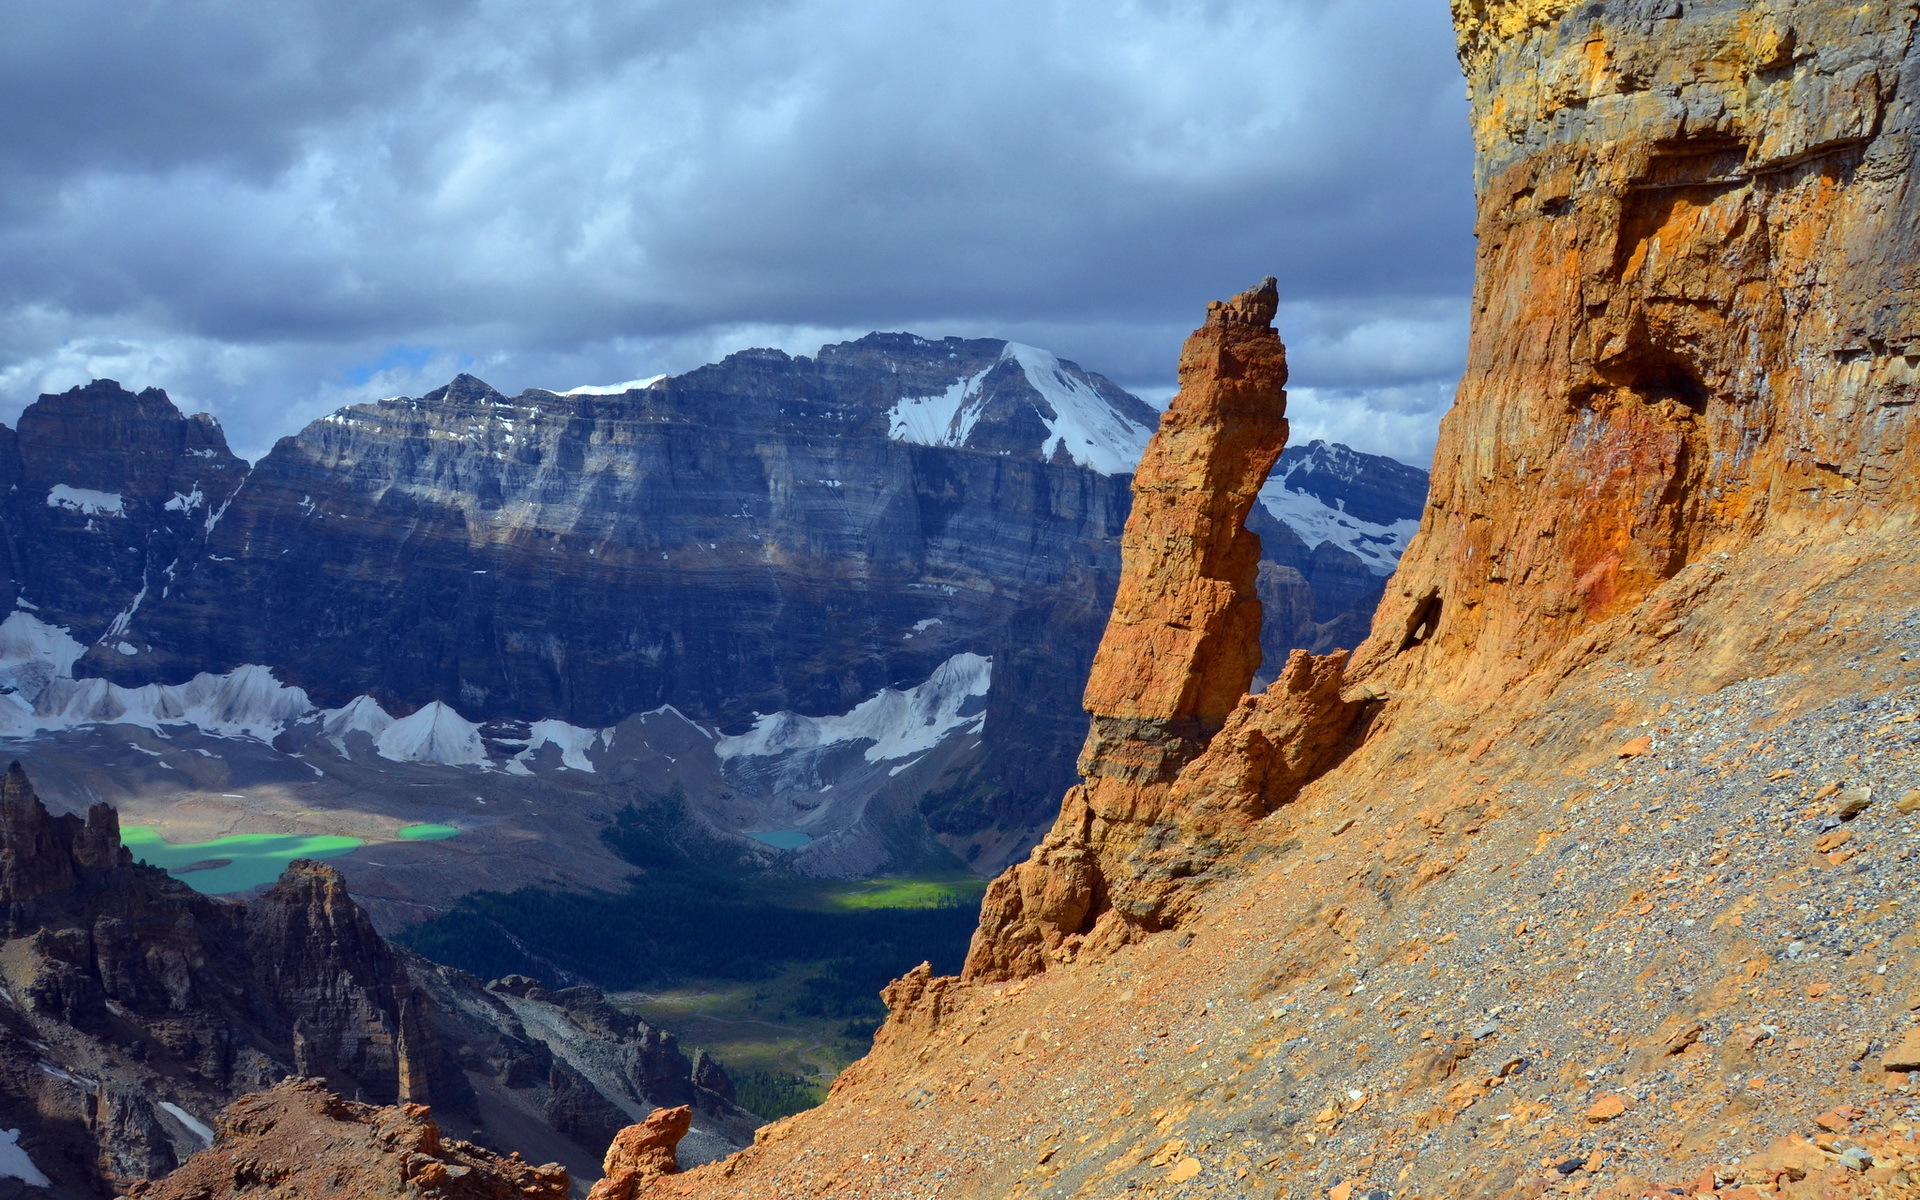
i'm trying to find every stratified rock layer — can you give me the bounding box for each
[1360,0,1920,705]
[0,345,1419,874]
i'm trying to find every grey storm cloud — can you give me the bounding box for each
[0,0,1475,464]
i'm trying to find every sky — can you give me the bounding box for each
[0,0,1474,467]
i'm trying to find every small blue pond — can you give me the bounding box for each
[745,829,813,850]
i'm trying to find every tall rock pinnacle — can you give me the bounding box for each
[960,279,1358,983]
[1078,276,1290,783]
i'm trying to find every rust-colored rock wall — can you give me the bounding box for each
[1354,0,1920,708]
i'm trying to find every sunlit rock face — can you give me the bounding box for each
[0,336,1423,867]
[1363,0,1920,705]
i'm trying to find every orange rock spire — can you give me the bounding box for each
[962,278,1359,982]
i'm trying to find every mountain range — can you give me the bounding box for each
[0,335,1425,910]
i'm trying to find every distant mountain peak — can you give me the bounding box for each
[884,339,1159,475]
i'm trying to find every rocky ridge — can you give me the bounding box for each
[120,1078,570,1200]
[638,2,1920,1189]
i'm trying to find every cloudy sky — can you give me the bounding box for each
[0,0,1473,466]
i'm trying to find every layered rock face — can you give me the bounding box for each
[0,343,1420,876]
[0,382,248,671]
[0,764,748,1197]
[94,345,1149,853]
[1358,0,1920,706]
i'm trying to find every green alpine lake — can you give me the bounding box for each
[121,824,462,894]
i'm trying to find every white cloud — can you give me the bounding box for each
[0,0,1474,463]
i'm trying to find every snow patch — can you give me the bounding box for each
[158,1102,214,1147]
[0,1128,49,1187]
[101,582,147,641]
[520,719,602,772]
[1257,478,1418,576]
[717,652,991,764]
[317,695,394,753]
[163,489,204,513]
[1002,343,1154,475]
[46,485,124,517]
[0,613,86,681]
[0,614,310,742]
[559,375,666,396]
[887,365,996,448]
[376,702,487,766]
[885,344,1153,475]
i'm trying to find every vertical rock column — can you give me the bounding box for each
[1076,277,1291,782]
[961,279,1358,983]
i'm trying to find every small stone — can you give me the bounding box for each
[1832,787,1872,820]
[1837,1146,1874,1172]
[1327,1179,1353,1200]
[1470,1021,1501,1040]
[1552,1158,1583,1176]
[1168,1158,1202,1184]
[1896,788,1920,815]
[1617,735,1653,758]
[1664,1023,1705,1055]
[1881,1027,1920,1072]
[1814,1108,1857,1132]
[1815,828,1854,852]
[1585,1094,1628,1123]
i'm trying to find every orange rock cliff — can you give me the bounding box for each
[647,1,1920,1197]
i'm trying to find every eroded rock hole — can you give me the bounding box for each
[1398,591,1442,653]
[1586,343,1710,416]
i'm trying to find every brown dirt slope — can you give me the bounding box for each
[120,1078,568,1200]
[646,1,1920,1197]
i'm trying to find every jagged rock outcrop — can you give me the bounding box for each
[584,1106,691,1200]
[243,862,435,1102]
[120,1078,569,1200]
[962,279,1362,982]
[0,763,750,1197]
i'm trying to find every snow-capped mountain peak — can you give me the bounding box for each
[1257,440,1429,576]
[886,342,1158,475]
